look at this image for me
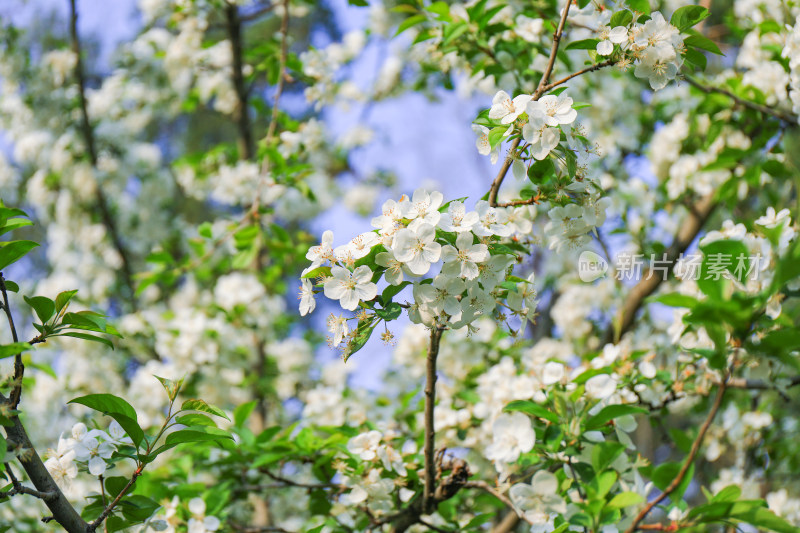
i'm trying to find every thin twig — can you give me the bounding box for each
[463,480,524,520]
[253,0,290,216]
[488,0,572,207]
[260,469,345,491]
[625,370,730,532]
[69,0,137,308]
[0,463,58,501]
[604,194,716,344]
[540,58,616,94]
[0,274,23,410]
[88,466,143,532]
[226,1,255,160]
[683,74,797,123]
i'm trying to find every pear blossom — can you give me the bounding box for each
[405,188,443,226]
[327,314,350,347]
[489,90,532,124]
[335,231,379,261]
[541,362,565,385]
[323,265,378,311]
[756,207,791,229]
[522,108,560,160]
[414,275,466,316]
[527,94,577,127]
[347,430,383,461]
[485,412,535,464]
[306,230,335,268]
[585,374,618,399]
[515,15,544,42]
[473,201,513,237]
[375,250,407,285]
[634,47,680,91]
[44,439,78,489]
[438,201,479,233]
[509,471,567,528]
[472,124,500,164]
[441,232,489,279]
[597,25,628,55]
[298,278,316,316]
[392,223,442,275]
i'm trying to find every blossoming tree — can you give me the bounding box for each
[0,0,800,532]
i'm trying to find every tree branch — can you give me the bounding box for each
[488,0,571,207]
[540,59,616,94]
[87,466,143,532]
[423,326,444,513]
[69,0,137,308]
[0,274,23,410]
[463,480,523,520]
[625,368,730,532]
[225,1,255,160]
[253,0,290,215]
[683,74,798,124]
[604,194,716,344]
[0,463,58,501]
[3,416,89,532]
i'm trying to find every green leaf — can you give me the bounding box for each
[175,413,217,427]
[343,320,376,362]
[3,281,18,293]
[381,281,410,305]
[23,296,55,323]
[685,33,723,55]
[55,332,114,349]
[684,47,707,70]
[586,405,647,430]
[670,5,709,32]
[55,290,79,313]
[68,394,144,447]
[627,0,650,15]
[651,293,699,309]
[375,302,402,321]
[0,240,39,271]
[395,14,427,36]
[711,485,742,503]
[154,375,183,402]
[181,399,230,421]
[565,39,600,51]
[503,400,559,424]
[164,426,233,446]
[234,400,259,427]
[592,441,626,473]
[302,266,331,279]
[488,126,509,149]
[606,491,644,510]
[651,461,694,502]
[609,10,634,27]
[0,342,31,359]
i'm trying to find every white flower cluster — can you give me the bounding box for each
[473,90,578,164]
[300,189,540,349]
[44,421,131,488]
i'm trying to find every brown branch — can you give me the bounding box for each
[69,0,137,308]
[604,194,716,344]
[0,274,23,410]
[423,326,444,513]
[259,469,345,492]
[488,138,522,207]
[225,1,255,160]
[683,75,797,124]
[3,415,89,532]
[540,58,616,94]
[253,0,290,215]
[0,463,58,501]
[88,466,143,532]
[488,0,571,207]
[491,511,520,533]
[463,480,523,520]
[625,369,730,532]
